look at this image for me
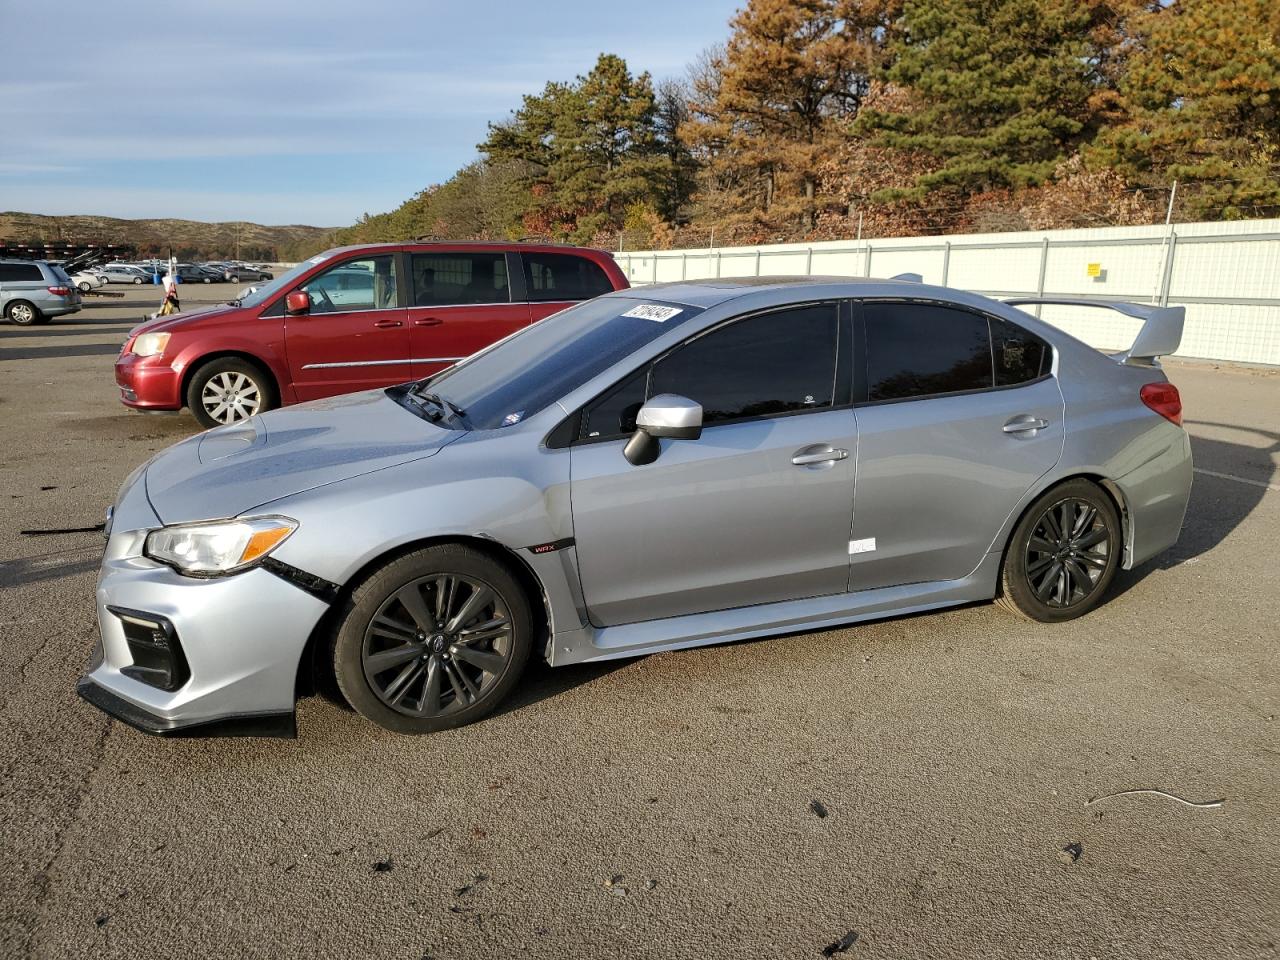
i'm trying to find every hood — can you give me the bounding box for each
[144,389,459,523]
[127,302,244,338]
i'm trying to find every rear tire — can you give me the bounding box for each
[997,479,1121,623]
[5,300,40,326]
[185,357,277,428]
[133,276,144,284]
[78,281,92,292]
[332,545,533,734]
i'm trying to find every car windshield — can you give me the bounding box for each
[414,296,702,430]
[234,254,330,308]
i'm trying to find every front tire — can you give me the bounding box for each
[133,276,144,284]
[78,281,92,292]
[185,357,277,428]
[333,545,533,734]
[998,479,1121,623]
[5,300,40,326]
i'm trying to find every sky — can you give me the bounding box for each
[0,0,740,227]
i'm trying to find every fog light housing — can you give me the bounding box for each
[110,607,190,691]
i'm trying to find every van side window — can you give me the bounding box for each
[412,253,510,307]
[522,253,613,303]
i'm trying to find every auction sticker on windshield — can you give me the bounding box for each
[622,304,682,323]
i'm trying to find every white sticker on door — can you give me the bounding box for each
[621,303,682,323]
[848,538,877,555]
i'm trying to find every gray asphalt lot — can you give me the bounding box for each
[1,288,1277,959]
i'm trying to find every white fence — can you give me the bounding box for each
[612,220,1280,366]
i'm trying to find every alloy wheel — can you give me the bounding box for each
[1024,497,1111,608]
[361,574,514,718]
[9,303,35,324]
[200,371,261,424]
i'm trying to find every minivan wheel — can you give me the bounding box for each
[185,357,277,428]
[333,545,533,734]
[998,479,1121,623]
[5,300,39,326]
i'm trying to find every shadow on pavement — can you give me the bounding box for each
[0,543,102,589]
[0,342,125,361]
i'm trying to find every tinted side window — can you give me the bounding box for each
[522,253,613,303]
[864,302,992,402]
[580,367,648,440]
[0,263,43,282]
[412,253,509,307]
[651,304,839,425]
[990,316,1049,386]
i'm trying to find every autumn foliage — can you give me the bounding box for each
[337,0,1280,250]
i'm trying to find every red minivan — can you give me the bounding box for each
[115,241,630,427]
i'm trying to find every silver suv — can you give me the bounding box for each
[0,259,83,325]
[78,277,1191,739]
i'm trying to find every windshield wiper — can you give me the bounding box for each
[410,388,467,423]
[226,299,242,307]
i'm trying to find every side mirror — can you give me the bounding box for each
[623,394,703,466]
[285,290,311,316]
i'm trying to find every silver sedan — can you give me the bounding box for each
[78,277,1192,737]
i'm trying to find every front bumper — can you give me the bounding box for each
[80,525,331,737]
[115,352,183,410]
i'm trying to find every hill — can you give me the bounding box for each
[0,211,338,262]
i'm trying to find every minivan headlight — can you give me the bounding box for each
[144,517,297,576]
[132,332,171,357]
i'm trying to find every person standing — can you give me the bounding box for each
[159,267,180,316]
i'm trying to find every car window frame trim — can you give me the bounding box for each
[405,249,516,309]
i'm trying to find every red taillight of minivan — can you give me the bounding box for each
[47,285,71,296]
[1141,382,1182,426]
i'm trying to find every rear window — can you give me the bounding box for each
[0,263,44,283]
[522,253,613,303]
[864,302,992,402]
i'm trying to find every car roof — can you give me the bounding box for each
[601,275,972,309]
[319,240,612,258]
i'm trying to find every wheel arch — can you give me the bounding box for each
[179,350,282,407]
[998,472,1131,574]
[294,533,552,704]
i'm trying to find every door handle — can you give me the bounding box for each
[1003,415,1049,434]
[791,446,849,466]
[373,319,403,328]
[414,317,443,327]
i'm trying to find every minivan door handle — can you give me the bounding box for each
[373,319,404,329]
[414,317,443,327]
[791,445,849,466]
[1003,415,1049,434]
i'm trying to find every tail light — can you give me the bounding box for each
[47,285,71,296]
[1141,382,1182,426]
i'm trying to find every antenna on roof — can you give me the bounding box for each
[892,272,923,283]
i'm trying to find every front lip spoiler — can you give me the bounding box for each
[76,678,297,739]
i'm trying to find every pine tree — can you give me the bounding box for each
[480,54,671,242]
[856,0,1096,199]
[1098,0,1280,219]
[682,0,897,238]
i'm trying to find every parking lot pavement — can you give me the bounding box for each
[1,296,1277,960]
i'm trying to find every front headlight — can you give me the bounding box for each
[144,516,297,576]
[132,332,171,357]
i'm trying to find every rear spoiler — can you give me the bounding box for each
[1004,298,1184,365]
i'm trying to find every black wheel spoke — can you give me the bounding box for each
[445,584,494,634]
[365,643,424,674]
[1065,558,1093,594]
[416,658,442,716]
[1074,528,1108,550]
[371,615,418,643]
[1073,505,1096,537]
[1035,560,1062,600]
[1077,551,1107,569]
[434,575,455,624]
[384,660,425,704]
[1041,508,1063,543]
[395,584,436,632]
[1029,535,1057,554]
[450,645,506,676]
[443,660,472,704]
[1027,554,1055,577]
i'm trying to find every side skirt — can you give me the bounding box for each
[548,554,1002,667]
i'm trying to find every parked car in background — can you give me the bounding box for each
[115,241,628,427]
[71,270,107,292]
[224,264,273,282]
[80,277,1191,737]
[102,264,151,284]
[0,259,83,325]
[172,263,223,284]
